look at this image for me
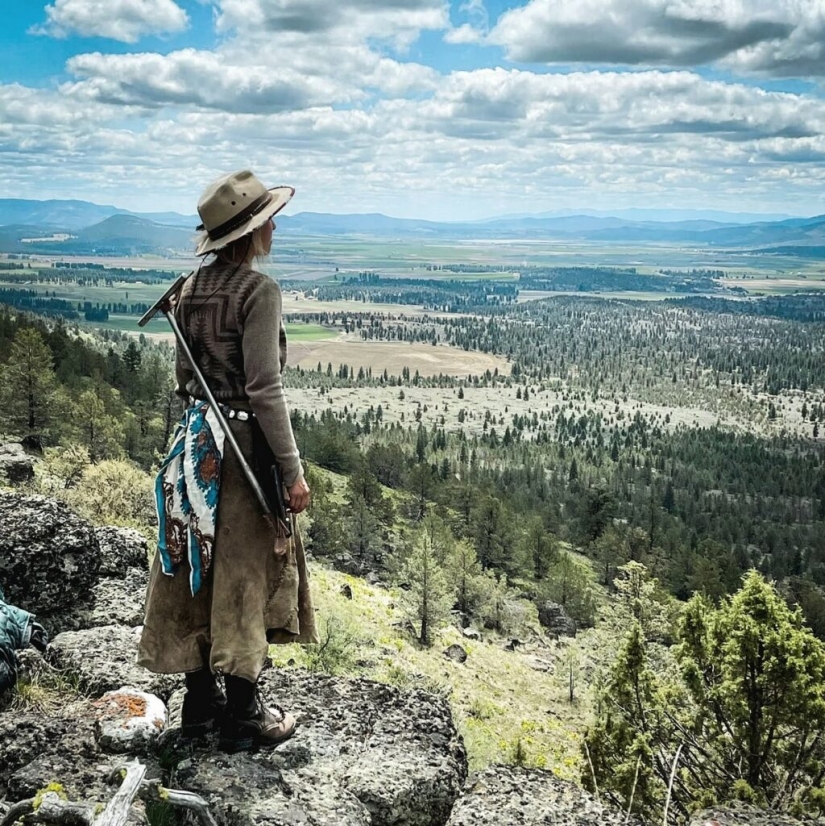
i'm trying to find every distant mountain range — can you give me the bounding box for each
[0,198,824,256]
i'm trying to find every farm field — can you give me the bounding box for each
[291,339,511,378]
[720,276,825,294]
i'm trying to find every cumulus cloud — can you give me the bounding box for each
[489,0,825,76]
[214,0,448,47]
[64,44,437,112]
[445,1,488,45]
[6,64,825,216]
[33,0,189,43]
[65,49,348,111]
[7,0,825,218]
[414,69,825,142]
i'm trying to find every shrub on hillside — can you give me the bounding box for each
[584,571,825,823]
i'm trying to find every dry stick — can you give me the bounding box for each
[0,800,34,826]
[662,743,684,826]
[29,793,96,826]
[582,739,601,807]
[138,781,218,826]
[96,762,146,826]
[626,754,642,823]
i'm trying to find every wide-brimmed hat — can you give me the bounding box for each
[195,169,294,256]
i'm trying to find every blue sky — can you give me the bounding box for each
[2,0,825,220]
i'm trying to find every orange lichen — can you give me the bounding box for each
[94,692,148,719]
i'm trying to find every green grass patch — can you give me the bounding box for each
[284,322,337,341]
[270,561,605,777]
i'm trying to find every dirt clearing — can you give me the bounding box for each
[290,339,510,378]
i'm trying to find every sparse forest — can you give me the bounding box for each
[0,267,824,822]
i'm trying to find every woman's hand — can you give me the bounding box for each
[287,477,310,514]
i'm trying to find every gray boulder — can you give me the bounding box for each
[0,699,105,800]
[62,567,148,631]
[0,493,100,624]
[175,669,467,826]
[48,625,179,701]
[538,601,577,638]
[689,803,803,826]
[447,766,642,826]
[444,644,468,664]
[94,527,149,576]
[0,443,35,485]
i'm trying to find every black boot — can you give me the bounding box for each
[181,666,226,738]
[219,674,296,753]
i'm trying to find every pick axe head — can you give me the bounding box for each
[139,272,192,327]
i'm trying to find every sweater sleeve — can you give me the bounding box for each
[241,278,304,486]
[174,346,194,401]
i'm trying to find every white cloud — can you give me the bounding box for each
[64,44,438,112]
[460,0,488,29]
[214,0,449,48]
[489,0,825,76]
[65,49,350,111]
[414,69,825,142]
[6,65,825,218]
[33,0,189,43]
[444,23,485,44]
[6,2,825,218]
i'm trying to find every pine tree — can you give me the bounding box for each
[586,572,825,822]
[445,539,485,618]
[0,327,61,441]
[401,530,455,646]
[520,515,559,580]
[123,340,142,373]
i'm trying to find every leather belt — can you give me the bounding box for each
[189,397,255,422]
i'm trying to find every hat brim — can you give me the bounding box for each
[195,185,294,256]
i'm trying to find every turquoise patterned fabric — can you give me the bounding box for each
[155,401,226,596]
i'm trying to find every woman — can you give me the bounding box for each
[138,170,318,753]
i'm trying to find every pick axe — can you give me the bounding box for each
[139,273,292,538]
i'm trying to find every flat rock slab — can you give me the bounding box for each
[0,700,111,801]
[446,766,643,826]
[690,803,803,826]
[176,669,468,826]
[0,493,99,622]
[48,625,180,701]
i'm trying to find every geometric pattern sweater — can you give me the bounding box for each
[173,260,304,486]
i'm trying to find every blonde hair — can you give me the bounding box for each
[195,223,270,264]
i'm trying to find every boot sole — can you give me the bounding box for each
[218,724,296,753]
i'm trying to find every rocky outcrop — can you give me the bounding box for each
[61,567,148,631]
[0,493,99,627]
[0,495,804,826]
[176,669,467,826]
[537,601,577,638]
[0,444,35,485]
[57,525,150,632]
[447,766,642,826]
[689,803,804,826]
[48,625,178,701]
[94,527,149,577]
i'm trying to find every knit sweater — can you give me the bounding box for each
[173,261,303,486]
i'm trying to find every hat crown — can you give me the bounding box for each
[197,170,268,232]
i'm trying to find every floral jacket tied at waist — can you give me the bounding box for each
[155,401,225,596]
